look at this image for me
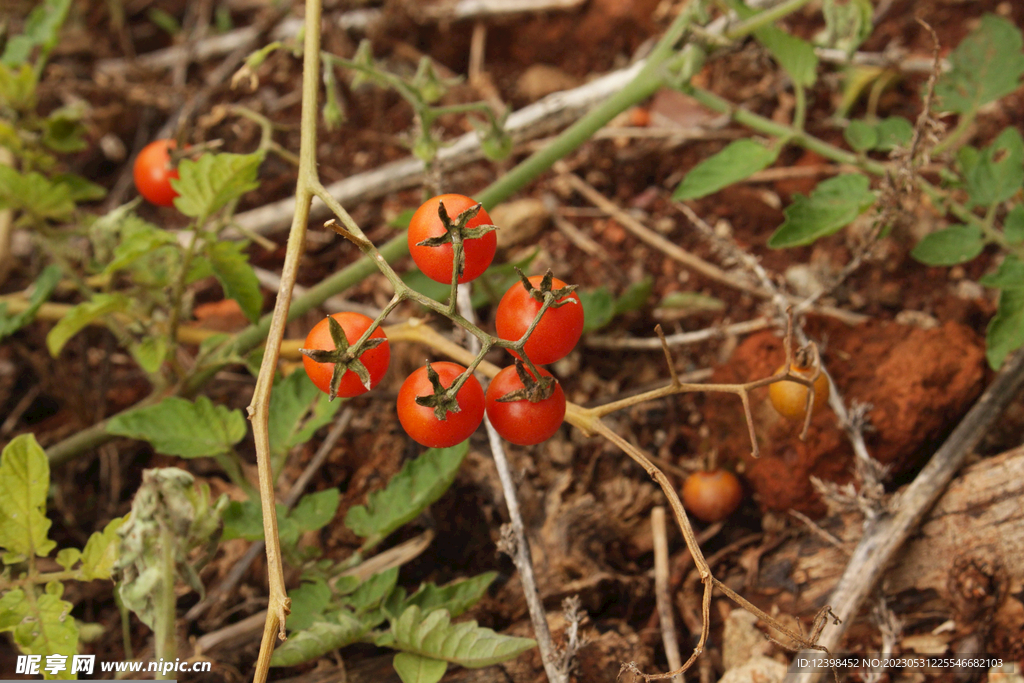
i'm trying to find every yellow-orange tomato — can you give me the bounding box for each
[681,470,743,523]
[768,364,830,421]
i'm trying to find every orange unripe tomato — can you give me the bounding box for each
[768,364,830,421]
[681,469,743,523]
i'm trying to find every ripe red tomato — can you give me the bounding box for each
[302,312,390,398]
[397,362,485,448]
[768,364,830,421]
[495,275,584,365]
[133,139,180,207]
[485,365,566,446]
[681,470,743,523]
[407,194,497,284]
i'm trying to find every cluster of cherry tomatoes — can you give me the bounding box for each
[301,193,583,449]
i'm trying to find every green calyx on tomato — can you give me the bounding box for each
[411,360,474,420]
[485,362,566,446]
[397,361,485,449]
[300,313,389,401]
[495,269,584,365]
[493,360,557,404]
[408,194,498,284]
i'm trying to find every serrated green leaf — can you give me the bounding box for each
[986,287,1024,369]
[911,224,985,266]
[392,606,535,668]
[42,107,88,153]
[349,567,399,613]
[401,572,496,619]
[980,255,1024,290]
[818,0,872,55]
[46,293,130,357]
[0,265,60,341]
[287,578,332,631]
[961,127,1024,208]
[205,241,263,322]
[0,166,74,221]
[768,174,876,248]
[220,499,266,541]
[103,215,177,275]
[577,286,614,333]
[270,611,367,667]
[344,443,469,547]
[755,25,818,87]
[105,396,247,458]
[290,489,340,533]
[844,119,878,152]
[172,152,263,218]
[1004,205,1024,245]
[673,139,780,201]
[0,589,26,631]
[268,368,341,466]
[393,653,448,683]
[10,591,78,679]
[934,14,1024,115]
[0,63,38,112]
[874,116,914,151]
[79,516,125,580]
[0,434,56,564]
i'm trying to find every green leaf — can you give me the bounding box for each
[0,166,75,221]
[102,215,177,275]
[1,0,72,66]
[349,567,399,613]
[42,107,88,153]
[755,25,819,87]
[55,548,80,571]
[578,287,615,333]
[873,116,914,151]
[911,224,985,266]
[270,611,367,667]
[613,276,654,315]
[768,174,876,248]
[79,516,125,580]
[398,572,497,619]
[934,14,1024,115]
[980,255,1024,290]
[205,241,263,322]
[268,370,342,465]
[105,396,247,458]
[9,591,78,678]
[129,336,169,374]
[393,653,448,683]
[392,606,536,668]
[220,499,266,541]
[960,127,1024,208]
[818,0,872,55]
[0,265,60,341]
[673,139,780,201]
[986,287,1024,369]
[0,63,38,112]
[290,489,340,533]
[0,434,56,564]
[844,119,877,152]
[287,578,332,631]
[172,151,263,218]
[1004,205,1024,245]
[344,442,469,547]
[658,291,726,313]
[46,293,130,357]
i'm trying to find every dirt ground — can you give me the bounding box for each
[2,0,1024,681]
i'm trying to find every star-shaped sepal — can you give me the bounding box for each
[514,268,579,308]
[415,200,498,281]
[495,360,557,404]
[299,315,386,401]
[412,360,464,421]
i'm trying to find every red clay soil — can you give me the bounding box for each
[702,319,987,516]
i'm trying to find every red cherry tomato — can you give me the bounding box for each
[681,470,743,523]
[495,275,584,365]
[302,312,390,398]
[407,194,497,284]
[768,364,830,421]
[397,362,485,448]
[133,139,180,207]
[485,366,566,446]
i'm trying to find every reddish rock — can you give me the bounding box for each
[702,320,986,515]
